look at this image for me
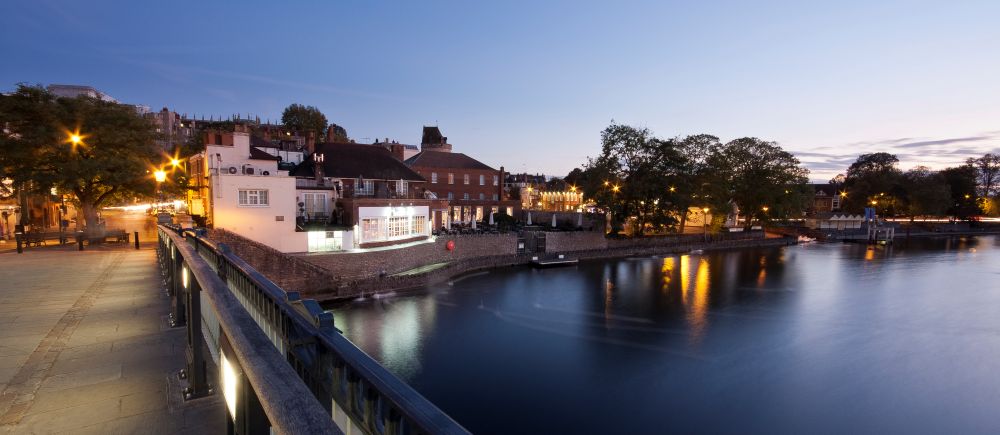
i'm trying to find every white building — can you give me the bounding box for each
[188,126,306,252]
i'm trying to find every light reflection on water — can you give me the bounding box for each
[330,236,1000,435]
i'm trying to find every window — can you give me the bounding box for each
[463,174,470,185]
[411,215,426,235]
[479,193,484,200]
[493,175,498,186]
[431,172,438,183]
[362,218,384,242]
[447,192,454,200]
[492,194,498,201]
[302,193,327,218]
[448,173,454,184]
[388,217,408,238]
[479,174,485,185]
[238,189,268,207]
[356,179,374,196]
[463,193,469,200]
[397,180,408,196]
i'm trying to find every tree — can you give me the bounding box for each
[706,138,809,230]
[670,134,722,232]
[900,166,951,222]
[0,84,160,230]
[939,165,981,218]
[842,152,903,215]
[281,104,329,137]
[578,123,686,236]
[968,153,1000,198]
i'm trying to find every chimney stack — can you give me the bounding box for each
[389,144,405,161]
[498,166,505,201]
[306,131,316,155]
[314,150,325,183]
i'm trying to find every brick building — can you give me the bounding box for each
[403,127,520,224]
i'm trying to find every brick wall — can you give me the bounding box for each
[205,228,336,297]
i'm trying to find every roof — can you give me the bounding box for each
[809,183,836,196]
[422,126,444,145]
[291,143,426,181]
[404,150,495,171]
[249,146,281,161]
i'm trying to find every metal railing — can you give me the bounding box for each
[157,224,468,435]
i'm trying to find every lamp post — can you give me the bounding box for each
[155,169,167,212]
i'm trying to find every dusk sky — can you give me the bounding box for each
[3,0,999,181]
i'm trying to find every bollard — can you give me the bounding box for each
[76,232,84,251]
[134,231,140,250]
[15,233,22,254]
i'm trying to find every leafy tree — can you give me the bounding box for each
[967,153,1000,198]
[706,138,809,230]
[670,134,722,232]
[842,152,903,215]
[581,123,688,236]
[0,84,160,230]
[900,166,951,222]
[281,104,329,137]
[939,164,981,218]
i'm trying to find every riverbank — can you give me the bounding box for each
[318,235,797,303]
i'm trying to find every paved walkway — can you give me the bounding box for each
[0,246,224,434]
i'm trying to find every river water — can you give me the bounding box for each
[330,236,1000,434]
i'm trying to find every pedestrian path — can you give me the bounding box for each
[0,247,224,434]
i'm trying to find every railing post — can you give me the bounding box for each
[181,269,212,400]
[170,244,187,327]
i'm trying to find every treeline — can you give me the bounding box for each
[832,152,999,220]
[565,123,1000,236]
[565,123,811,234]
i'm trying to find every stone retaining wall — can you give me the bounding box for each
[205,228,336,298]
[296,233,518,280]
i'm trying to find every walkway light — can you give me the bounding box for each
[702,207,709,213]
[69,134,82,145]
[612,185,620,192]
[669,186,676,192]
[762,206,769,212]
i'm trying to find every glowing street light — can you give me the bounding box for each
[612,185,620,193]
[669,186,676,192]
[69,134,82,145]
[762,206,769,212]
[154,170,167,183]
[170,158,181,167]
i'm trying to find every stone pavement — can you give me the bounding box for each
[0,246,224,434]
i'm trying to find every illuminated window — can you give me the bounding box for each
[431,172,437,183]
[411,215,426,235]
[238,189,268,207]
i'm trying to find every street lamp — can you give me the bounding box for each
[154,170,167,211]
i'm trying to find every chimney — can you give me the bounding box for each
[313,149,325,183]
[306,132,316,155]
[498,166,505,200]
[325,125,336,142]
[389,144,405,161]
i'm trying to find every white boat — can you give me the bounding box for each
[797,235,816,243]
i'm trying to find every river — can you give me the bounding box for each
[330,236,1000,434]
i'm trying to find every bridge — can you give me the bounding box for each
[0,225,468,434]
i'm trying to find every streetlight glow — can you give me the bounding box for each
[762,206,769,212]
[154,170,167,183]
[170,158,181,167]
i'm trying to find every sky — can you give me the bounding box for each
[3,0,1000,182]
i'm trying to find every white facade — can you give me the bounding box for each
[356,205,430,247]
[192,131,306,253]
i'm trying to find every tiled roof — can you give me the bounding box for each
[291,143,426,181]
[405,151,495,171]
[248,146,280,161]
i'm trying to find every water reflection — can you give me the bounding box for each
[329,236,1000,435]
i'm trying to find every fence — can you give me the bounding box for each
[157,224,468,435]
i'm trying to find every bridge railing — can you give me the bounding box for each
[157,224,468,435]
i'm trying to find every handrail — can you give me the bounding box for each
[159,226,339,434]
[161,225,469,435]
